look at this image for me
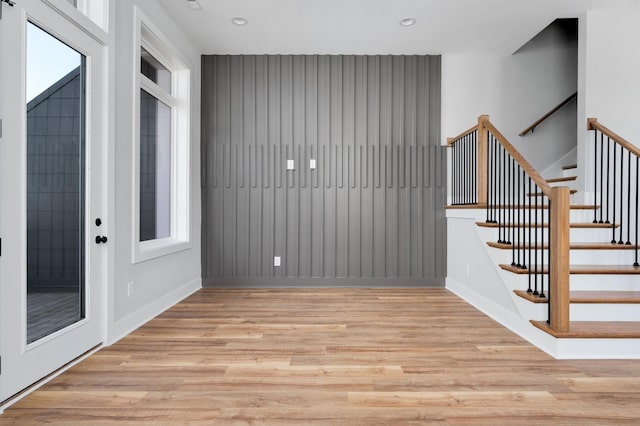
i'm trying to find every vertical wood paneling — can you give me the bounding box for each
[201,55,444,286]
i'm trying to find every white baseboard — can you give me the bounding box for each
[446,277,558,358]
[447,277,640,359]
[107,277,201,345]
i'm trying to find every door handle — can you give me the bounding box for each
[95,235,108,244]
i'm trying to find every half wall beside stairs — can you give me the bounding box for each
[446,115,640,359]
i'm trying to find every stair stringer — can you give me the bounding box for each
[446,207,640,359]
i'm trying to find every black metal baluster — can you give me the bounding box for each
[534,183,539,296]
[493,134,498,223]
[618,144,625,245]
[599,133,604,223]
[547,196,551,323]
[606,136,611,224]
[492,134,497,222]
[452,143,456,204]
[462,135,469,204]
[469,135,472,203]
[508,156,513,247]
[511,158,516,265]
[527,176,532,294]
[594,129,599,223]
[612,138,617,243]
[627,150,632,245]
[521,169,526,269]
[471,130,478,204]
[455,138,459,204]
[461,136,465,204]
[499,144,505,243]
[635,156,639,267]
[540,194,546,299]
[491,136,497,222]
[513,164,524,268]
[487,135,493,223]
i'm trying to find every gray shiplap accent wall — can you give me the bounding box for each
[201,55,445,287]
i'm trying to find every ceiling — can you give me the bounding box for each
[155,0,605,55]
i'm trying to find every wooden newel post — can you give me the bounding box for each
[550,186,571,333]
[477,115,489,206]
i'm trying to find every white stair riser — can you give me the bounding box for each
[511,295,548,321]
[478,227,619,244]
[570,275,640,291]
[483,209,595,222]
[500,268,640,293]
[570,250,637,264]
[571,304,640,321]
[490,248,637,265]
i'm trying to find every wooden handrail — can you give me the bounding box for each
[447,115,569,333]
[588,118,640,158]
[447,124,478,146]
[484,120,553,197]
[519,92,577,137]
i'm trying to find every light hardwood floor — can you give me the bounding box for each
[3,288,640,424]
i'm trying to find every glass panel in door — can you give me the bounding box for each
[26,22,85,344]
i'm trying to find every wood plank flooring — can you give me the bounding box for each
[4,288,640,424]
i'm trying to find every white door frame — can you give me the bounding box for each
[0,0,110,406]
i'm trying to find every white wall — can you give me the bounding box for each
[442,20,578,174]
[108,0,202,343]
[577,3,640,196]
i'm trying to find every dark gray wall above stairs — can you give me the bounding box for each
[201,55,445,287]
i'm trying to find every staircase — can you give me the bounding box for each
[488,163,640,338]
[446,115,640,358]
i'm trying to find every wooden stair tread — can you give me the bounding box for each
[527,189,577,196]
[515,290,640,304]
[571,291,640,303]
[547,176,577,183]
[447,204,596,209]
[531,320,640,338]
[477,222,618,229]
[562,164,578,170]
[514,290,548,303]
[488,241,637,250]
[500,264,640,274]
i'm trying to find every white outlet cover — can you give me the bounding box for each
[287,159,295,170]
[310,159,316,169]
[274,256,281,266]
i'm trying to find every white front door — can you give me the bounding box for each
[0,0,107,403]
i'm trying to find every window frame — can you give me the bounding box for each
[42,0,109,34]
[132,7,191,263]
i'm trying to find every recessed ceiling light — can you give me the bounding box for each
[399,17,416,27]
[231,16,248,26]
[186,0,202,10]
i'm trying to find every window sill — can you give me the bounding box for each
[133,238,191,264]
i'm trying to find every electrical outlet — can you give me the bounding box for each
[310,158,316,169]
[127,281,134,298]
[274,256,281,267]
[287,160,295,170]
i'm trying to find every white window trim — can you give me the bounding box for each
[132,7,191,263]
[41,0,109,38]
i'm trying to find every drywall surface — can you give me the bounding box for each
[442,20,578,174]
[201,55,445,287]
[578,4,640,196]
[109,0,202,342]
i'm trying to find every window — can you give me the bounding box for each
[133,9,191,262]
[56,0,109,32]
